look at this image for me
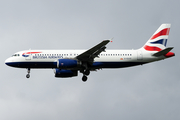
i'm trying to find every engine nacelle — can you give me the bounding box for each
[57,59,80,68]
[54,69,78,78]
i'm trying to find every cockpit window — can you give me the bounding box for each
[12,54,20,57]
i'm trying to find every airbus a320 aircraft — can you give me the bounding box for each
[5,24,175,82]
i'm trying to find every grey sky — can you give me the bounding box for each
[1,0,180,120]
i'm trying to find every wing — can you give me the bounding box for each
[76,40,110,63]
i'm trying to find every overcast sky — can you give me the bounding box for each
[1,0,180,120]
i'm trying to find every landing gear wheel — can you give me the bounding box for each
[26,74,30,78]
[84,70,90,76]
[82,75,87,82]
[26,68,30,78]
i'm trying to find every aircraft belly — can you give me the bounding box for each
[6,61,56,68]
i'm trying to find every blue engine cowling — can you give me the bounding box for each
[57,59,80,68]
[54,69,78,77]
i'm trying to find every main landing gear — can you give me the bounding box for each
[82,70,90,82]
[26,68,30,78]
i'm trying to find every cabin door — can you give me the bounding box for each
[137,50,143,60]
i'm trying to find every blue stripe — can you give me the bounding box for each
[164,39,167,46]
[6,61,147,69]
[150,39,167,46]
[5,62,57,68]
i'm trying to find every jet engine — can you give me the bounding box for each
[54,69,78,77]
[57,59,80,68]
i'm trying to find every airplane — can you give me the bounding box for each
[5,24,175,82]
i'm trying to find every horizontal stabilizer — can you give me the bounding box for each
[152,47,174,57]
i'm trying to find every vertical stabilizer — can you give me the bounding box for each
[142,24,171,51]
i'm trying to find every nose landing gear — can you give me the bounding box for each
[26,68,30,78]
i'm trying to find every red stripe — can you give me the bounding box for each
[23,52,42,55]
[144,45,162,51]
[27,52,42,54]
[164,52,175,57]
[150,28,170,40]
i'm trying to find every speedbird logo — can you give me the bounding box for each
[22,52,42,57]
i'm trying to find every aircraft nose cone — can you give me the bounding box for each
[5,58,12,66]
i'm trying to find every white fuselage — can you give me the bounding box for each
[5,49,164,69]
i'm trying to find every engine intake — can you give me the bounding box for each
[54,69,78,78]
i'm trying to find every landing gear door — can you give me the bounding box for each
[137,50,143,60]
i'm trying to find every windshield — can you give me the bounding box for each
[12,54,20,57]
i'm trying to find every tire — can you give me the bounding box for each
[26,74,30,78]
[84,70,90,76]
[82,76,87,82]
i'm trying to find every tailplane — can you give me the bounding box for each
[152,47,173,56]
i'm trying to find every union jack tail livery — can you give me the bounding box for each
[143,24,171,51]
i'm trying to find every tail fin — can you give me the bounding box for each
[143,24,171,51]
